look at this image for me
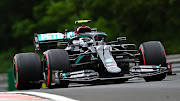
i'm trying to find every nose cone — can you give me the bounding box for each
[106,66,121,73]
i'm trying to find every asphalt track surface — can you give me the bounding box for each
[18,74,180,101]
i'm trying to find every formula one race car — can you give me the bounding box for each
[13,20,168,90]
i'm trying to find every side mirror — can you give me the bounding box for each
[117,37,126,42]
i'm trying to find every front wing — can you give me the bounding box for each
[51,65,168,84]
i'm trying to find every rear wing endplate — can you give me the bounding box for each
[33,32,75,52]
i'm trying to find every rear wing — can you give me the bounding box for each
[33,32,75,52]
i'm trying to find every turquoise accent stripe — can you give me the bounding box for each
[156,66,160,72]
[62,73,67,78]
[75,55,87,64]
[73,36,89,39]
[96,34,107,36]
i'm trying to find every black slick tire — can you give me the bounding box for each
[43,49,70,88]
[13,53,42,90]
[139,41,167,82]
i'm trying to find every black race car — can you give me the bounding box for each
[13,20,168,89]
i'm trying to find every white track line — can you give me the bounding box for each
[3,92,79,101]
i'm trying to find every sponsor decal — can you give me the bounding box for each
[141,69,154,72]
[70,74,85,78]
[139,65,153,72]
[111,63,116,65]
[38,32,75,41]
[139,66,153,68]
[106,63,111,66]
[106,63,116,66]
[38,33,64,41]
[106,59,112,62]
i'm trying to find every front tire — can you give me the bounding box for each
[43,49,70,88]
[139,41,167,82]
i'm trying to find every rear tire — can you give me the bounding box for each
[43,49,70,88]
[13,53,42,90]
[139,41,167,82]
